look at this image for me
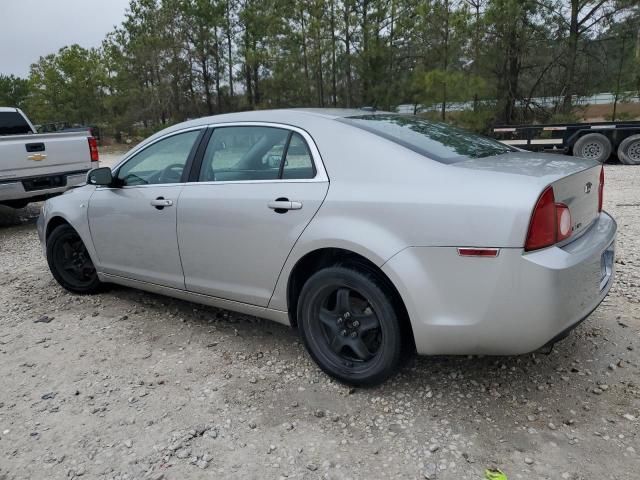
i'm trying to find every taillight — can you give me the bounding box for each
[88,137,99,162]
[525,186,572,251]
[598,166,604,212]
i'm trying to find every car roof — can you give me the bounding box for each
[131,108,394,155]
[0,107,20,113]
[181,108,391,126]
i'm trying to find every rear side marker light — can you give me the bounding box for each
[457,248,500,257]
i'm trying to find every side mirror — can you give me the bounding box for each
[87,167,114,186]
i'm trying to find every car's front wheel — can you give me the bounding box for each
[297,266,405,386]
[46,224,102,294]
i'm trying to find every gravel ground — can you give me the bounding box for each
[0,164,638,480]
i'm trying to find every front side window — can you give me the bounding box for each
[117,130,201,186]
[199,126,316,182]
[341,115,514,164]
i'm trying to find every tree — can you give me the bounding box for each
[26,45,107,125]
[0,75,30,109]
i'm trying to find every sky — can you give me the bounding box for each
[0,0,131,78]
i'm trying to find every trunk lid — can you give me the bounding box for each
[551,165,601,240]
[454,151,602,242]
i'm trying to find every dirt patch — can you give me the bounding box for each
[0,166,639,480]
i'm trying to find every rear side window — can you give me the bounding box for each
[283,133,315,179]
[198,126,316,182]
[0,111,32,135]
[341,114,514,164]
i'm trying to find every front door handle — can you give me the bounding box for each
[268,199,303,212]
[150,197,173,210]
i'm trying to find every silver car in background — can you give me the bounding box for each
[37,109,616,385]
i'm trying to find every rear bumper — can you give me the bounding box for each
[0,170,89,202]
[382,212,617,355]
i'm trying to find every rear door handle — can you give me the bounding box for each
[268,200,303,211]
[150,197,173,209]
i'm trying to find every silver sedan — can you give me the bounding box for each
[37,109,617,385]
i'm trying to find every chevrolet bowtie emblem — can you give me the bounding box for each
[28,153,47,161]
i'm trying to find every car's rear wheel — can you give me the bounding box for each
[297,266,404,386]
[47,224,102,294]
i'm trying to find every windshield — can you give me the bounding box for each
[341,114,514,164]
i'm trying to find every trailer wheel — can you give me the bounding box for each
[617,134,640,165]
[573,133,612,163]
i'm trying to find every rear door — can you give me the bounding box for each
[177,124,329,306]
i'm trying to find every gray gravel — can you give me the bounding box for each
[0,164,638,480]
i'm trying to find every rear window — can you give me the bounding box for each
[0,111,32,135]
[341,114,514,163]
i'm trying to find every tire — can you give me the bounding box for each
[297,266,404,386]
[617,134,640,165]
[46,224,102,294]
[573,133,612,163]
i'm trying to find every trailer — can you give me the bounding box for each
[491,120,640,165]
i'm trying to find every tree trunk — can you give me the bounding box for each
[253,62,260,106]
[202,56,214,115]
[387,0,395,110]
[226,1,234,99]
[361,0,370,105]
[441,0,450,121]
[562,0,580,112]
[330,0,338,107]
[300,7,312,102]
[344,2,353,107]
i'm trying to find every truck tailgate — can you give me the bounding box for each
[0,131,93,180]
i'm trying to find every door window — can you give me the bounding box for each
[198,126,316,182]
[282,132,315,179]
[117,130,201,186]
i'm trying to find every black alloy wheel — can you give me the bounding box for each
[47,224,102,294]
[298,266,404,386]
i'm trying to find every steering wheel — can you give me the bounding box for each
[158,163,185,183]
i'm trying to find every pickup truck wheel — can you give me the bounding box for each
[617,134,640,165]
[573,133,612,163]
[47,224,102,294]
[297,266,403,386]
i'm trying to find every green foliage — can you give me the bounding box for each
[25,45,107,125]
[451,108,496,134]
[414,70,487,106]
[0,75,30,108]
[3,0,637,136]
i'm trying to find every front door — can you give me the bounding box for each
[88,129,203,289]
[178,125,329,306]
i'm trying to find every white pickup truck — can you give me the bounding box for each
[0,107,99,208]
